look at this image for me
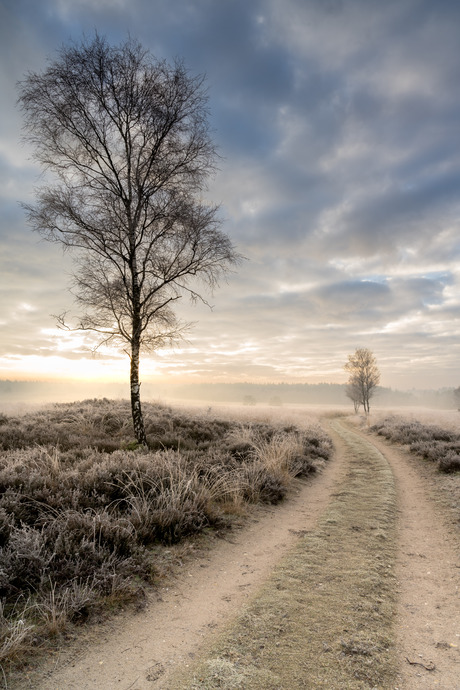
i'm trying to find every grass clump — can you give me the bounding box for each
[0,399,332,673]
[371,416,460,473]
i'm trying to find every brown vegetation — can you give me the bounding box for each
[0,398,332,672]
[370,416,460,473]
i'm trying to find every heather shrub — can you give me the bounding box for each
[438,452,460,473]
[371,417,460,473]
[41,511,145,590]
[410,440,460,463]
[227,440,254,461]
[1,525,48,598]
[0,507,13,547]
[0,398,332,667]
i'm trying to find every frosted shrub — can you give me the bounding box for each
[371,417,460,473]
[0,398,333,667]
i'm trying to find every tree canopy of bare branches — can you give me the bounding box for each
[18,34,240,444]
[344,348,380,414]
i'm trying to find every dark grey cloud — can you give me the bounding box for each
[328,169,460,257]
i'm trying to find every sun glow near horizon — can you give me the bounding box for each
[0,354,129,382]
[1,327,175,382]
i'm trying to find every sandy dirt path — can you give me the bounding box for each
[15,418,460,689]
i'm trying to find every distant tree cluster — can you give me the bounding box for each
[344,348,380,414]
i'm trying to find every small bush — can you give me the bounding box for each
[438,452,460,473]
[241,462,288,504]
[227,441,254,461]
[371,417,460,474]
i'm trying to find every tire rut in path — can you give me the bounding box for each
[165,418,399,689]
[351,425,460,689]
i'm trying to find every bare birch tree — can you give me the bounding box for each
[18,35,239,445]
[344,348,380,414]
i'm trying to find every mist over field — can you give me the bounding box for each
[0,379,457,412]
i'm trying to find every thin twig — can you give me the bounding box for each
[405,657,436,671]
[124,678,140,690]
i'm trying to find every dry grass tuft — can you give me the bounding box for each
[0,598,34,665]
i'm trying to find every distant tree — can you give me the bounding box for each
[243,395,257,406]
[344,348,380,414]
[453,386,460,410]
[345,381,362,414]
[18,35,240,445]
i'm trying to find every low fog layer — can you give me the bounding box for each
[0,380,456,412]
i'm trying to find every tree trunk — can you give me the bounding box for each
[130,339,147,446]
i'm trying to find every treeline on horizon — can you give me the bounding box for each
[0,379,457,409]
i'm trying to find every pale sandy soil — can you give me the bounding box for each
[356,427,460,689]
[12,411,460,690]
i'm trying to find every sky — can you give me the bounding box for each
[1,0,460,391]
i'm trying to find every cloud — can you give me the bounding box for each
[1,0,460,389]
